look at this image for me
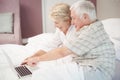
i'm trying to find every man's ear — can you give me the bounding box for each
[83,13,89,20]
[83,13,91,25]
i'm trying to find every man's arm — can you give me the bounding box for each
[38,46,73,61]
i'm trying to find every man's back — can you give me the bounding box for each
[64,21,115,80]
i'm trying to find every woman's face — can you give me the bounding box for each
[54,20,71,34]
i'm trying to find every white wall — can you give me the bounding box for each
[97,0,120,20]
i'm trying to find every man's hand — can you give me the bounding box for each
[21,57,40,67]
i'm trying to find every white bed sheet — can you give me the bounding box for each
[0,33,54,80]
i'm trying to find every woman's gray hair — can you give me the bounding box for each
[70,1,97,21]
[50,3,71,21]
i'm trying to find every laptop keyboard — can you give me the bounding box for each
[15,66,32,77]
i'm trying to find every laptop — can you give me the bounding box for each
[2,49,38,79]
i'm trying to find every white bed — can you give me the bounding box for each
[0,18,120,80]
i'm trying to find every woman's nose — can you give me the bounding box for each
[54,24,57,27]
[71,20,74,25]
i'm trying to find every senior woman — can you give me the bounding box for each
[22,3,82,80]
[22,3,74,66]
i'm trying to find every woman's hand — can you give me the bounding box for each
[21,57,40,67]
[21,50,46,67]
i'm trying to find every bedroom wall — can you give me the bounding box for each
[0,0,22,44]
[20,0,96,38]
[20,0,42,38]
[97,0,120,20]
[0,0,96,39]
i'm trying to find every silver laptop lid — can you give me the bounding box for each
[1,49,21,77]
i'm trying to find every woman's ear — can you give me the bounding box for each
[65,19,71,25]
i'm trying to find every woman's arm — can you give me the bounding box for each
[30,50,46,57]
[23,46,73,67]
[21,50,46,65]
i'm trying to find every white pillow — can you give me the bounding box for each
[102,18,120,40]
[25,33,54,51]
[0,12,13,33]
[27,33,54,45]
[102,18,120,60]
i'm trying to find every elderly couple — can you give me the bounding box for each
[22,1,115,80]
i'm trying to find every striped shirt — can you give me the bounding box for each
[64,21,115,80]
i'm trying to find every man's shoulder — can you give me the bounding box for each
[90,20,103,28]
[88,20,104,32]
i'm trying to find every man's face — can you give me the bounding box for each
[71,10,84,31]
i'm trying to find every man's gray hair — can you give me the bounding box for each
[70,0,97,21]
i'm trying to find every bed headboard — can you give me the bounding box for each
[0,0,22,44]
